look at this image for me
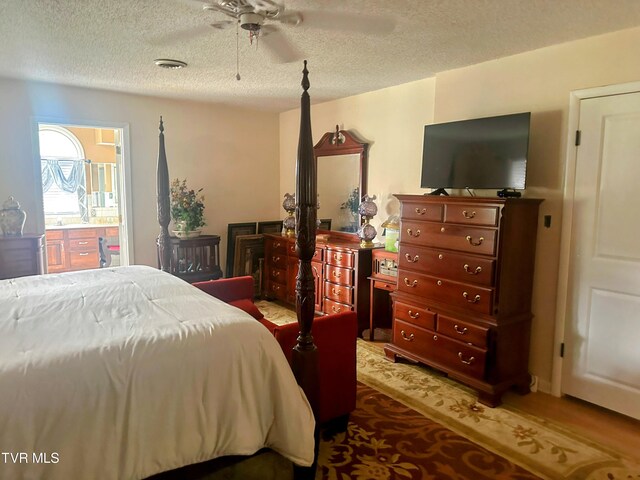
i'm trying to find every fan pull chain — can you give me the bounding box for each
[236,20,241,81]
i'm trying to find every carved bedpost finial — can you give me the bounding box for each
[159,115,164,133]
[301,60,309,93]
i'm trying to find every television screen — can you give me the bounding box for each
[420,112,531,190]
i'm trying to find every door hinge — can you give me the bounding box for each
[575,130,581,146]
[560,342,565,358]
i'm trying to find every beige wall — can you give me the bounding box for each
[279,26,640,391]
[0,78,281,268]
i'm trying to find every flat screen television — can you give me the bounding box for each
[420,112,531,193]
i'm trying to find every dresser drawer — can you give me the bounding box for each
[394,320,487,380]
[68,228,98,239]
[269,266,286,283]
[269,252,287,269]
[266,280,287,301]
[45,229,64,240]
[105,227,119,238]
[437,314,489,348]
[398,270,494,315]
[324,264,353,286]
[323,298,353,315]
[401,220,497,256]
[394,300,436,330]
[69,250,99,269]
[401,202,443,222]
[323,281,353,304]
[325,249,354,268]
[68,237,98,251]
[267,238,288,254]
[398,244,495,286]
[444,204,500,227]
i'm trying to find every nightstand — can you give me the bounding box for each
[0,234,45,280]
[367,249,398,340]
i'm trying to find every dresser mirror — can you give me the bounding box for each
[314,127,368,233]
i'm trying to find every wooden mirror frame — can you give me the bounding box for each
[313,126,369,212]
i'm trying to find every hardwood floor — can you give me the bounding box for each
[364,338,640,463]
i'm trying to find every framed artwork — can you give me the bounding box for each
[232,234,265,297]
[319,218,332,230]
[226,222,257,277]
[257,220,284,235]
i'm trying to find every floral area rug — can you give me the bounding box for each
[255,300,640,480]
[319,382,540,480]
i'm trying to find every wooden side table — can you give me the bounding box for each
[0,234,45,280]
[367,249,398,341]
[160,235,223,283]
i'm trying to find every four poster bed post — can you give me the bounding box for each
[155,61,320,478]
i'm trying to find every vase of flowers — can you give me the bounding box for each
[170,178,205,238]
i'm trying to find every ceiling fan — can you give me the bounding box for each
[172,0,395,69]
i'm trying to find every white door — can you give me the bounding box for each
[562,91,640,419]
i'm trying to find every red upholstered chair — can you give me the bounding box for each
[193,276,357,424]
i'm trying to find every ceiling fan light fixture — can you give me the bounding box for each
[240,12,263,32]
[154,59,187,69]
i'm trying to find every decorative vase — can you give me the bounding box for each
[357,194,378,247]
[0,196,26,236]
[282,193,296,237]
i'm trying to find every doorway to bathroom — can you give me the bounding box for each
[37,123,130,273]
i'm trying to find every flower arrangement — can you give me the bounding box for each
[340,187,360,217]
[170,178,205,234]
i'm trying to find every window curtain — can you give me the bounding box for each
[41,159,84,193]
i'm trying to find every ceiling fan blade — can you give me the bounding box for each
[300,10,395,35]
[260,26,303,64]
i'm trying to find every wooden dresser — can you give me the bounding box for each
[264,232,377,335]
[385,195,542,406]
[46,226,119,273]
[0,235,45,280]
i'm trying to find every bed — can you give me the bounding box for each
[0,62,320,479]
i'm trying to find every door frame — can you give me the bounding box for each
[30,116,134,266]
[552,80,640,396]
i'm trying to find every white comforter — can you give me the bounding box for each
[0,266,314,480]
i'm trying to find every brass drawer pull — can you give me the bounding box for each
[406,228,421,237]
[465,235,484,246]
[272,285,281,291]
[331,305,341,313]
[454,324,468,335]
[405,253,419,263]
[273,242,281,249]
[333,253,342,261]
[458,352,475,365]
[462,210,476,219]
[272,271,281,277]
[463,292,481,303]
[414,207,427,215]
[436,280,442,286]
[463,264,482,275]
[78,241,89,245]
[404,278,418,287]
[332,271,342,278]
[408,310,420,319]
[78,252,89,256]
[272,256,281,263]
[438,254,444,260]
[331,287,340,295]
[400,330,414,342]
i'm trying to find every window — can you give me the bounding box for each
[39,125,88,219]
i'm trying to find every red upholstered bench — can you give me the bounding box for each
[192,276,357,424]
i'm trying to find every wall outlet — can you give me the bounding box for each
[530,375,539,393]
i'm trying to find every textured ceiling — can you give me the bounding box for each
[1,0,640,112]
